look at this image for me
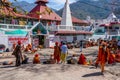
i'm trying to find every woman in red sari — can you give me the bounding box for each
[54,42,61,63]
[78,53,87,65]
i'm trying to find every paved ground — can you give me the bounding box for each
[0,47,120,80]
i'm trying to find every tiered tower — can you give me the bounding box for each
[61,0,73,27]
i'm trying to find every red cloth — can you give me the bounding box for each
[17,41,21,45]
[55,42,59,45]
[78,53,86,64]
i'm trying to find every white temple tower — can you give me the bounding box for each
[61,0,73,29]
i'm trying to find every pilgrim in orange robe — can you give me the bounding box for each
[28,44,32,50]
[54,42,60,63]
[33,54,40,64]
[95,45,107,73]
[107,48,115,64]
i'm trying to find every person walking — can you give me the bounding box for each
[80,40,83,52]
[60,42,68,63]
[12,41,23,66]
[95,40,108,74]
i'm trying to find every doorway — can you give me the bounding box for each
[38,35,44,46]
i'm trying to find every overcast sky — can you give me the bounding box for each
[10,0,77,10]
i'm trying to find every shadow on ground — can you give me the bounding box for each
[19,63,72,74]
[0,65,16,68]
[82,72,103,77]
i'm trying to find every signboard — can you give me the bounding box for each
[8,36,29,44]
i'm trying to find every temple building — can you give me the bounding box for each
[28,0,61,26]
[0,0,92,49]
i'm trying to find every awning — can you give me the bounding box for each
[5,29,27,36]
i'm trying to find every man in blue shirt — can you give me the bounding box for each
[60,42,68,63]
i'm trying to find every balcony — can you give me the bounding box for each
[48,25,88,31]
[108,30,118,35]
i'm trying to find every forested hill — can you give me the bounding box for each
[56,0,120,19]
[12,0,120,20]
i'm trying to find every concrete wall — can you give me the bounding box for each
[77,35,84,41]
[0,35,8,49]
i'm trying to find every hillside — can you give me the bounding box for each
[12,0,120,19]
[12,1,36,12]
[56,0,112,19]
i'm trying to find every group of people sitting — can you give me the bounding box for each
[32,41,89,65]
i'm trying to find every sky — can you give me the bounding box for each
[9,0,77,10]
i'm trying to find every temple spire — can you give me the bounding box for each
[61,0,73,27]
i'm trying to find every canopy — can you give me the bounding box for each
[32,23,47,34]
[5,29,27,36]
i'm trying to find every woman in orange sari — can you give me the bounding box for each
[54,42,61,63]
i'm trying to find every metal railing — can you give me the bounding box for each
[48,25,88,31]
[0,23,27,29]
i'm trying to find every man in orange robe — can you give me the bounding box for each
[95,41,107,73]
[54,42,61,63]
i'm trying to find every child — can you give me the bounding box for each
[33,54,40,64]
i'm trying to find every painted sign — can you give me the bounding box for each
[8,36,29,44]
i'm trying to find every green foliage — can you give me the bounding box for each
[13,7,17,12]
